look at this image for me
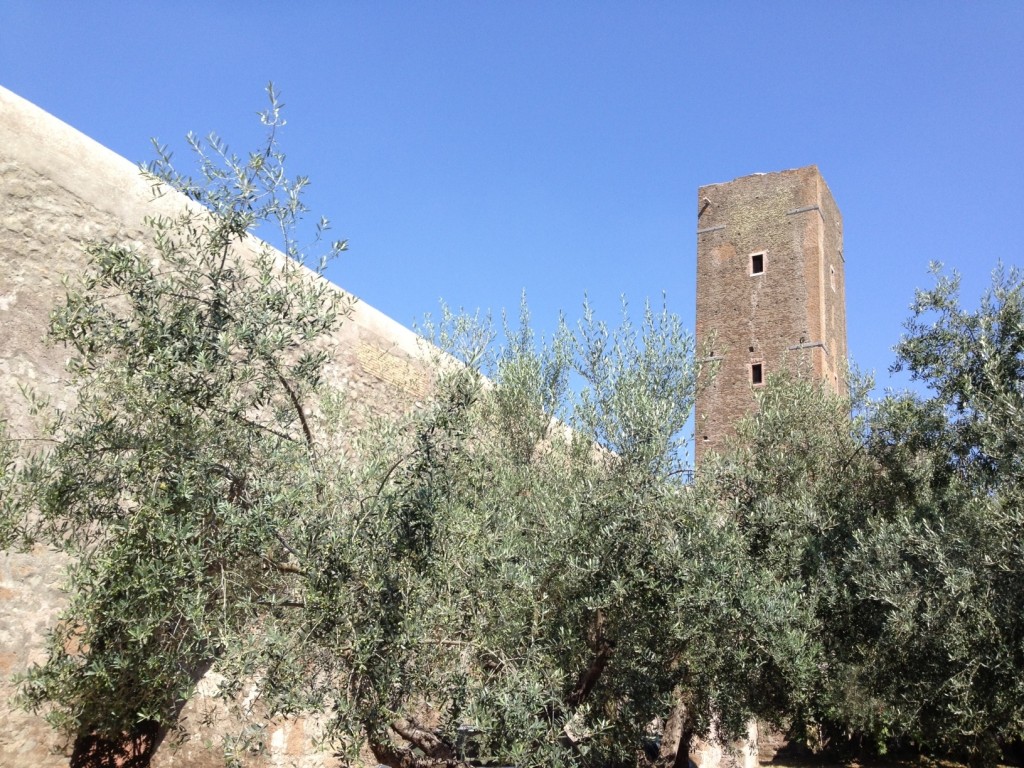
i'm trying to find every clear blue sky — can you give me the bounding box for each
[2,3,1022,398]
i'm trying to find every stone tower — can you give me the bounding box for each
[694,166,847,464]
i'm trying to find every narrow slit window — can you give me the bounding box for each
[830,264,836,292]
[751,362,764,385]
[751,252,765,275]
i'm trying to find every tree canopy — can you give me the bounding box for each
[700,264,1024,764]
[3,90,1023,767]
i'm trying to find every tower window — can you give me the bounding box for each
[751,362,764,385]
[751,252,765,275]
[830,264,836,292]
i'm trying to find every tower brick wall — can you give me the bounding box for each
[694,166,847,464]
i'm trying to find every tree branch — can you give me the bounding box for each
[365,726,464,768]
[391,719,457,761]
[260,553,306,576]
[567,608,613,708]
[277,373,315,455]
[373,451,415,499]
[567,642,613,708]
[254,598,305,609]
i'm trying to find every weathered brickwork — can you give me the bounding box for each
[0,85,433,767]
[694,166,847,464]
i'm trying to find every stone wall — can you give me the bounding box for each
[0,85,432,767]
[693,166,847,464]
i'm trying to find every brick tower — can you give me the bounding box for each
[694,166,847,464]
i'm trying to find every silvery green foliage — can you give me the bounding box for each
[13,85,350,745]
[280,299,819,768]
[702,265,1024,763]
[845,264,1024,760]
[4,84,746,763]
[4,89,889,766]
[0,420,19,548]
[693,369,873,753]
[320,270,1024,765]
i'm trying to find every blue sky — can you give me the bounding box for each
[2,2,1022,400]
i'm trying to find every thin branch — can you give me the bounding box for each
[374,451,415,499]
[277,373,315,455]
[260,554,305,576]
[254,598,306,609]
[353,450,416,537]
[270,530,305,570]
[222,408,300,444]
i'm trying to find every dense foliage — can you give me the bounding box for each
[7,88,352,759]
[703,265,1024,763]
[845,265,1024,760]
[3,90,1023,766]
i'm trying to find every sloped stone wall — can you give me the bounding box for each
[0,548,71,766]
[0,85,431,768]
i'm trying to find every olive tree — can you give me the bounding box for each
[692,368,876,757]
[843,264,1024,761]
[701,264,1024,763]
[11,85,351,762]
[296,300,822,768]
[7,92,835,768]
